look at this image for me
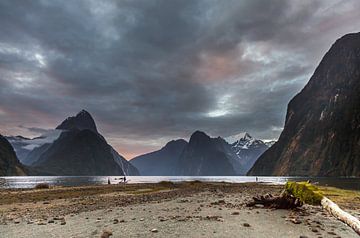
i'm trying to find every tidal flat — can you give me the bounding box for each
[0,182,359,237]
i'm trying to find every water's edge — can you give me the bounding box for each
[1,176,359,191]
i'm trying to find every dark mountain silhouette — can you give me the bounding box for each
[130,132,272,176]
[177,131,238,176]
[0,135,27,176]
[248,33,360,176]
[32,130,127,175]
[130,139,188,175]
[31,110,139,176]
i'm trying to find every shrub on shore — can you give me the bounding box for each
[34,183,50,189]
[285,181,323,205]
[158,181,175,187]
[188,180,203,185]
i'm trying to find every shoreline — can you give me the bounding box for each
[1,182,360,237]
[1,176,360,192]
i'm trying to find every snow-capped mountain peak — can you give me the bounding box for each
[222,132,274,173]
[225,132,252,144]
[232,132,260,150]
[264,140,276,147]
[241,132,253,140]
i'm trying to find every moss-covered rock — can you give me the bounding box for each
[285,181,324,205]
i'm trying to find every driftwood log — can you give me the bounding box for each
[321,197,360,235]
[285,182,360,235]
[247,181,360,235]
[246,192,303,209]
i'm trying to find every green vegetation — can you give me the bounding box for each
[285,181,360,209]
[318,186,360,209]
[285,181,324,205]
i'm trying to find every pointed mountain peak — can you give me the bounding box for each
[56,110,98,132]
[240,132,253,140]
[225,132,255,144]
[77,109,91,116]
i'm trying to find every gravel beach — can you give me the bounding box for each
[0,182,359,237]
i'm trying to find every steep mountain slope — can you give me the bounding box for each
[248,33,360,176]
[231,133,271,172]
[24,143,52,166]
[33,130,126,175]
[111,148,139,176]
[31,110,139,176]
[6,130,62,165]
[0,135,27,176]
[177,131,238,176]
[130,139,188,175]
[5,136,33,163]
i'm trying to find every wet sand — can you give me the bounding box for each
[0,182,359,237]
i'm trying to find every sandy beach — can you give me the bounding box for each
[0,182,359,238]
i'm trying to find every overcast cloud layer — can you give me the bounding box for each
[0,0,360,158]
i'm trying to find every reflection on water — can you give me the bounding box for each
[0,176,359,190]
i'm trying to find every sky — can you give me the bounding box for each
[0,0,360,159]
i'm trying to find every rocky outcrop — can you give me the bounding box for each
[248,33,360,176]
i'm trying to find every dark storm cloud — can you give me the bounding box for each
[0,0,360,158]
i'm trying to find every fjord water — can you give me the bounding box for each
[1,176,359,190]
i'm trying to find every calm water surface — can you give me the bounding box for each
[0,176,359,190]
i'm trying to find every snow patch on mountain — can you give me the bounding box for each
[225,132,276,173]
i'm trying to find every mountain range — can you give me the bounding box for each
[4,109,271,176]
[6,110,139,176]
[248,33,360,176]
[131,131,272,176]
